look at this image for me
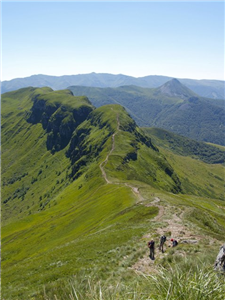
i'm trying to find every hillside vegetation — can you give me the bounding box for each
[143,127,225,165]
[1,87,225,299]
[69,79,225,146]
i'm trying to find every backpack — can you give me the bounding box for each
[161,235,166,243]
[173,240,178,247]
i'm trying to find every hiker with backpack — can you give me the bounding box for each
[148,239,155,260]
[159,235,167,253]
[171,238,178,247]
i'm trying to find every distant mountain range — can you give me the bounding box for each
[1,72,225,99]
[69,79,225,146]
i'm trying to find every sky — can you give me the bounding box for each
[1,1,224,81]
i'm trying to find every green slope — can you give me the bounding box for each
[143,127,225,199]
[1,87,225,299]
[143,127,225,164]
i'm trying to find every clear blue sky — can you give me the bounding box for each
[1,1,224,81]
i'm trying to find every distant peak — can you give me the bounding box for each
[170,78,180,83]
[157,78,195,99]
[165,78,182,87]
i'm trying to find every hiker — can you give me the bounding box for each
[171,238,178,247]
[159,235,166,253]
[214,243,225,272]
[148,240,155,260]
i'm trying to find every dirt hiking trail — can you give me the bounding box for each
[99,112,207,275]
[99,113,144,202]
[132,198,207,274]
[99,113,120,184]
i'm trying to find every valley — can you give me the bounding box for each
[69,79,225,146]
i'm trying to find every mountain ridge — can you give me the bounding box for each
[1,72,224,100]
[69,80,225,146]
[1,87,182,223]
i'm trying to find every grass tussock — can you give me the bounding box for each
[38,262,225,300]
[148,265,225,300]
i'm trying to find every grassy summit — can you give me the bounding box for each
[1,87,225,299]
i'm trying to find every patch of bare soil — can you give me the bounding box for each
[132,200,204,275]
[145,197,164,222]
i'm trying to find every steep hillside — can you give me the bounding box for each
[1,87,181,223]
[2,87,94,222]
[1,73,224,99]
[143,127,225,165]
[1,87,225,299]
[143,127,225,199]
[70,80,225,146]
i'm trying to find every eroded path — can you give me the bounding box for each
[99,113,120,184]
[145,197,164,222]
[132,201,205,274]
[99,114,145,203]
[99,113,206,275]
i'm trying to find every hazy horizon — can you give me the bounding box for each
[1,2,224,81]
[1,71,225,83]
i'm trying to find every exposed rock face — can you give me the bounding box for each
[214,243,225,272]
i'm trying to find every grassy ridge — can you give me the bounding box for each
[1,87,225,299]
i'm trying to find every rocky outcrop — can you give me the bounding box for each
[214,243,225,272]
